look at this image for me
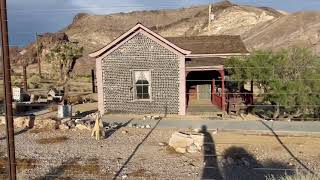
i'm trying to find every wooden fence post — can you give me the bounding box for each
[91,69,96,93]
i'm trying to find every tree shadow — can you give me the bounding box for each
[112,119,161,180]
[0,115,35,141]
[221,147,294,180]
[201,126,295,180]
[259,120,315,174]
[104,119,133,139]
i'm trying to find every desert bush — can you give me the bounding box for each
[67,95,84,105]
[28,75,41,89]
[11,75,21,86]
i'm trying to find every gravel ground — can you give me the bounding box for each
[0,124,320,180]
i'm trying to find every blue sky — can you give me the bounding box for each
[8,0,320,46]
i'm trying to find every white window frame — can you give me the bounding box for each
[132,70,152,101]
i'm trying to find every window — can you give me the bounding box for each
[133,70,151,100]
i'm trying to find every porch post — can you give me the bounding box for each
[219,69,226,111]
[212,79,215,104]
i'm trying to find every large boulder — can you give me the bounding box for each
[168,131,204,154]
[0,116,5,125]
[13,117,32,129]
[34,118,59,130]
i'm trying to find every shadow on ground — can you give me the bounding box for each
[112,119,162,180]
[104,118,133,139]
[201,125,295,180]
[260,120,315,175]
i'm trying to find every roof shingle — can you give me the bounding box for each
[166,35,249,54]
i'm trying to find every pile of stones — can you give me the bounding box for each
[60,113,123,131]
[168,131,205,154]
[127,123,152,129]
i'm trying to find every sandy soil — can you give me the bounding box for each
[0,124,319,180]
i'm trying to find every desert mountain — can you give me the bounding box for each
[15,1,320,75]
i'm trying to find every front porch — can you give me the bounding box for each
[186,67,226,114]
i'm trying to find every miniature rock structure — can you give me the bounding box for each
[168,131,205,154]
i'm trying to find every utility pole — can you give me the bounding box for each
[36,32,42,78]
[208,4,212,31]
[0,0,17,179]
[23,65,27,91]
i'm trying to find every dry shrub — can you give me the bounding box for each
[128,168,154,178]
[36,136,68,144]
[28,74,41,89]
[67,95,83,105]
[0,158,37,178]
[63,159,100,175]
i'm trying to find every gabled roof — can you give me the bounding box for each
[166,36,249,54]
[89,23,191,58]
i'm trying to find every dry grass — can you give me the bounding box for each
[128,168,154,178]
[29,128,53,134]
[0,158,37,179]
[36,136,69,144]
[62,159,100,175]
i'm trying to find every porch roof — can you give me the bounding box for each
[186,57,227,67]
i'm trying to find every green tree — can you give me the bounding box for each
[46,42,83,95]
[226,47,320,120]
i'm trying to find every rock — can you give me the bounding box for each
[111,122,120,129]
[140,125,145,129]
[169,132,194,150]
[13,117,30,128]
[187,144,199,153]
[212,128,218,135]
[143,115,153,120]
[75,119,83,124]
[35,118,58,130]
[121,130,128,134]
[66,121,76,128]
[121,174,128,179]
[146,125,151,129]
[75,124,91,131]
[59,124,69,130]
[0,116,5,125]
[152,116,161,120]
[128,123,133,128]
[193,128,201,133]
[190,134,204,150]
[175,147,187,154]
[158,142,167,146]
[169,131,204,153]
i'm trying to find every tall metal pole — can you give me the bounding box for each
[0,0,17,179]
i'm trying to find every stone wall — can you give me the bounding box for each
[102,33,180,114]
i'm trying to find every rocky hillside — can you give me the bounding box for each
[15,1,320,75]
[63,1,288,54]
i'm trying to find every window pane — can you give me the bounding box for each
[134,70,151,100]
[137,85,143,99]
[142,85,149,99]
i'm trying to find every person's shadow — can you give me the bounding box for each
[201,125,223,180]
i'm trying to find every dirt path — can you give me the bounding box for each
[0,125,319,179]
